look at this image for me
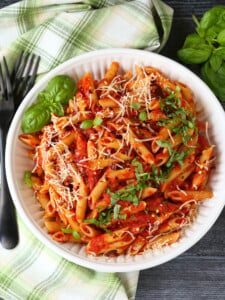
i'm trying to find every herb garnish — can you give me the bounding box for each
[150,164,168,187]
[139,111,147,121]
[24,171,33,187]
[61,228,81,239]
[131,102,141,109]
[80,117,103,129]
[83,206,124,234]
[155,139,193,170]
[157,86,198,143]
[83,158,155,229]
[22,75,76,133]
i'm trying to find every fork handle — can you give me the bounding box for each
[0,127,19,249]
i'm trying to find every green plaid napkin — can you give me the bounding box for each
[0,217,139,300]
[0,0,173,73]
[0,0,173,299]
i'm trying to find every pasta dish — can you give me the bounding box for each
[19,62,215,256]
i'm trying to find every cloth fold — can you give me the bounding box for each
[0,0,173,73]
[0,218,139,300]
[0,0,173,299]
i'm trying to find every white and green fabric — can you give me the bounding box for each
[0,0,173,299]
[0,218,139,300]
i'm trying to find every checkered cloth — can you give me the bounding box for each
[0,0,173,299]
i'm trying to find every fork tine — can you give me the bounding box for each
[3,57,13,102]
[10,51,24,81]
[26,55,40,92]
[0,63,5,99]
[14,55,40,109]
[13,52,30,96]
[16,52,30,79]
[15,54,35,97]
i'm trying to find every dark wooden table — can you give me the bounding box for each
[1,0,225,299]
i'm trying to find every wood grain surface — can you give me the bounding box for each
[1,1,225,299]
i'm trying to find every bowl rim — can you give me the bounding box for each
[5,48,225,272]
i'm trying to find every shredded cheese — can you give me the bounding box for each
[176,185,187,196]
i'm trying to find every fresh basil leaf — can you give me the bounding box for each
[93,117,103,126]
[214,47,225,60]
[201,60,225,101]
[80,120,93,129]
[182,33,206,48]
[205,25,221,43]
[199,6,225,35]
[38,92,53,104]
[24,171,33,187]
[177,44,212,64]
[178,6,225,102]
[48,102,64,117]
[22,103,51,133]
[139,111,147,121]
[217,28,225,46]
[45,75,76,105]
[209,54,223,72]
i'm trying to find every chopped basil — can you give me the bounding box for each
[80,119,93,129]
[24,171,33,188]
[93,117,103,126]
[131,102,141,109]
[139,111,147,121]
[157,86,198,144]
[155,139,172,155]
[83,218,100,226]
[118,214,127,220]
[80,117,103,129]
[144,208,149,214]
[61,228,81,239]
[83,208,113,232]
[150,164,168,187]
[155,138,193,171]
[72,231,81,239]
[113,204,121,220]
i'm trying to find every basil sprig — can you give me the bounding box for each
[177,6,225,101]
[22,75,76,133]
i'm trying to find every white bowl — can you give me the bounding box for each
[6,49,225,272]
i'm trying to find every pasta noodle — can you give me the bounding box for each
[19,62,215,257]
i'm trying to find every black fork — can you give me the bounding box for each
[11,52,40,109]
[0,57,19,249]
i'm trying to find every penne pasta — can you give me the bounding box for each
[20,62,215,257]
